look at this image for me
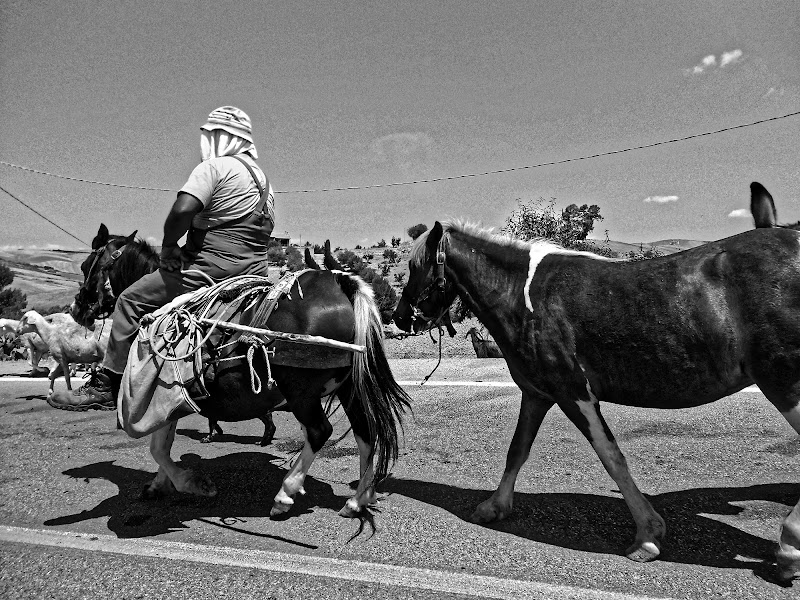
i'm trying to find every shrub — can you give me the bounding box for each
[0,262,26,319]
[383,248,398,262]
[504,198,604,249]
[369,275,397,324]
[337,250,364,273]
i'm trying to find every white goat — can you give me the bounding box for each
[17,311,105,395]
[1,314,75,375]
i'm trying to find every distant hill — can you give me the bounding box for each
[0,235,712,313]
[597,238,707,257]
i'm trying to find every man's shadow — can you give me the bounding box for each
[44,451,348,547]
[384,477,798,573]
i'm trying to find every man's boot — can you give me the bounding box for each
[47,368,121,411]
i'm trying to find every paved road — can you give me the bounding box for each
[0,359,797,599]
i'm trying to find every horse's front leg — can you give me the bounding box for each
[142,421,217,499]
[271,418,331,517]
[471,392,554,523]
[559,382,665,562]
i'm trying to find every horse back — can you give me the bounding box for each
[522,228,800,408]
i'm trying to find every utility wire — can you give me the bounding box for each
[1,111,798,194]
[0,183,89,246]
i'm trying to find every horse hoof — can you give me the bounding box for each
[339,500,362,518]
[270,500,293,518]
[470,502,509,524]
[625,541,661,562]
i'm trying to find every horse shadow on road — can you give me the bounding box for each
[384,477,798,573]
[43,451,348,548]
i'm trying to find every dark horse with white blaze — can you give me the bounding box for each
[72,225,410,517]
[392,219,800,583]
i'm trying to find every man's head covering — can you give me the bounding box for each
[200,106,258,160]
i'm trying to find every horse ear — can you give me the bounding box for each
[125,230,138,244]
[93,224,110,249]
[426,222,443,253]
[750,182,777,228]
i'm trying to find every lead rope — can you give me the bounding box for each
[241,334,275,393]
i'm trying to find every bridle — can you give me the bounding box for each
[401,235,450,328]
[79,240,129,319]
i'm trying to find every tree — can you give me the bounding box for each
[285,246,304,271]
[503,198,605,250]
[336,250,364,273]
[391,236,401,247]
[407,223,428,240]
[267,244,286,267]
[562,204,603,241]
[0,262,27,319]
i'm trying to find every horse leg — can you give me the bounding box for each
[142,421,217,499]
[757,382,800,583]
[336,381,379,517]
[471,392,554,523]
[258,413,276,447]
[559,387,666,562]
[200,419,222,443]
[271,399,332,517]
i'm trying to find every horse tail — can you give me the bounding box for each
[337,272,411,484]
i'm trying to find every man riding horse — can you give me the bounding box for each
[51,106,275,410]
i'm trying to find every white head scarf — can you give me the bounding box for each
[200,129,259,161]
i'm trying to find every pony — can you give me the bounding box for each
[72,224,275,445]
[750,181,800,230]
[392,220,800,583]
[72,225,410,517]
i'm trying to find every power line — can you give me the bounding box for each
[0,183,89,246]
[1,110,798,194]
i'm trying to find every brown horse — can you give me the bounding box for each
[393,220,800,583]
[72,225,410,517]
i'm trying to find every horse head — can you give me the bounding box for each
[71,224,141,327]
[392,221,458,334]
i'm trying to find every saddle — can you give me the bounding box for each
[119,270,351,438]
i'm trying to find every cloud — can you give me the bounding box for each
[370,132,433,167]
[727,208,751,219]
[686,50,743,75]
[643,195,679,204]
[720,49,743,67]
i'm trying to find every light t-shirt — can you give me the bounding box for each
[179,154,274,230]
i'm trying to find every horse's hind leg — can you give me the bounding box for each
[258,413,276,447]
[756,381,800,583]
[471,391,554,524]
[142,421,217,499]
[559,386,665,562]
[337,380,379,517]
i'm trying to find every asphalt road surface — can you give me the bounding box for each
[0,359,798,599]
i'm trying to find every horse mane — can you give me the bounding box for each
[111,238,159,287]
[409,220,538,268]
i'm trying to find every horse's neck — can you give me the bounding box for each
[447,232,529,328]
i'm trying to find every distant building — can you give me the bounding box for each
[271,232,291,248]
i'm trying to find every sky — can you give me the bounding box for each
[1,0,798,251]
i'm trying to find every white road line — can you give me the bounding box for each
[0,525,674,600]
[0,377,763,393]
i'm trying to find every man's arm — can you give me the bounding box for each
[160,193,203,271]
